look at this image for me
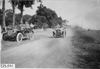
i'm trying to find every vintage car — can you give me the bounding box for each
[53,28,66,38]
[2,24,34,43]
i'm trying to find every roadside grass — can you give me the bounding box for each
[72,30,100,69]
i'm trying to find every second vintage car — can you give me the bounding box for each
[53,28,66,38]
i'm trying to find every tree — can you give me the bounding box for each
[0,9,3,26]
[57,17,63,27]
[10,0,42,25]
[2,0,6,29]
[50,19,57,28]
[43,23,48,29]
[15,13,21,25]
[5,9,22,26]
[23,14,32,24]
[5,9,13,26]
[30,4,68,29]
[10,0,18,27]
[30,14,47,28]
[36,4,59,28]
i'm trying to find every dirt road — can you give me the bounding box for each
[1,28,76,68]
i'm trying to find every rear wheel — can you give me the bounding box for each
[29,35,33,40]
[29,31,34,40]
[53,31,55,38]
[16,33,23,43]
[62,31,64,38]
[2,33,6,40]
[65,31,66,37]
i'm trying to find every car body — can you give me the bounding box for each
[53,28,66,38]
[3,24,34,42]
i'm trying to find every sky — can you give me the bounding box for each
[0,0,100,30]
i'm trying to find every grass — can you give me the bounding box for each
[72,29,100,69]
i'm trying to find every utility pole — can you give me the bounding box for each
[2,0,6,29]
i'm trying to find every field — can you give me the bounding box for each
[72,28,100,69]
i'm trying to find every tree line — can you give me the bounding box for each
[29,4,67,29]
[1,0,41,31]
[1,0,68,30]
[0,9,32,26]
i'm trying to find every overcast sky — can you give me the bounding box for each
[0,0,100,30]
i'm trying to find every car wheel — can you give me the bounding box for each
[31,30,34,34]
[29,31,34,40]
[63,34,65,38]
[2,33,6,40]
[29,35,33,40]
[53,31,55,37]
[16,33,23,43]
[62,31,64,38]
[65,31,66,37]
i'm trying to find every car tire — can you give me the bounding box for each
[31,30,34,34]
[29,35,33,40]
[62,31,64,38]
[65,31,66,37]
[29,31,34,40]
[16,33,23,43]
[53,31,55,37]
[2,33,6,40]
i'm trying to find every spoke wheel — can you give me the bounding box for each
[16,33,23,43]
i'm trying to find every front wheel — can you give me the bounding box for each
[16,33,23,43]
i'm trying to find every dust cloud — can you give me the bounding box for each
[66,27,75,37]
